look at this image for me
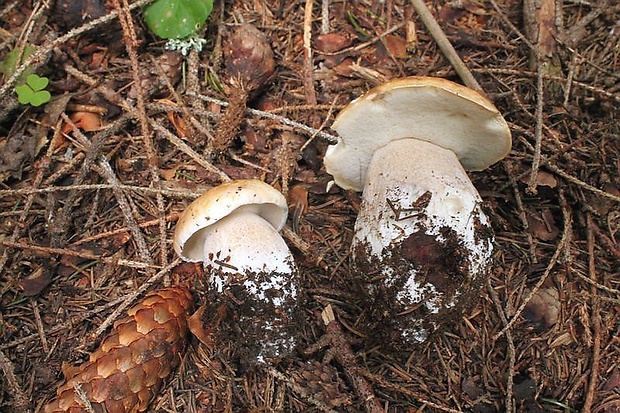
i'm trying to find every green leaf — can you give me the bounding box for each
[26,73,49,91]
[15,74,51,107]
[0,45,36,80]
[144,0,213,40]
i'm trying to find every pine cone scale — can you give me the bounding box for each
[44,287,192,413]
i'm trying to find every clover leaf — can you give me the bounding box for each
[15,74,51,107]
[144,0,214,40]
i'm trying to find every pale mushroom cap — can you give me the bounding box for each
[173,179,288,262]
[324,76,512,191]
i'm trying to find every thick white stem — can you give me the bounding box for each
[353,138,494,342]
[355,139,491,262]
[201,209,296,281]
[200,209,298,363]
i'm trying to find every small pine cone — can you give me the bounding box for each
[224,24,276,92]
[44,287,193,413]
[290,361,352,409]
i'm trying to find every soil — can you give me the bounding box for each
[1,0,619,412]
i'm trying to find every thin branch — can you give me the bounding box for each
[0,240,158,270]
[303,0,318,105]
[63,64,231,183]
[527,65,545,194]
[69,212,181,248]
[304,305,384,413]
[321,0,330,34]
[266,367,339,413]
[93,157,152,264]
[409,0,483,93]
[0,183,200,199]
[0,294,138,351]
[186,92,339,144]
[493,188,572,341]
[581,214,601,413]
[48,113,133,247]
[0,349,30,412]
[505,162,538,263]
[546,163,620,203]
[93,258,181,337]
[114,0,168,267]
[150,119,232,182]
[30,299,49,354]
[487,281,516,413]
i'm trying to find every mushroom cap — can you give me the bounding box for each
[173,180,288,262]
[324,76,512,191]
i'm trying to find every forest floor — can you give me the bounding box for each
[0,0,619,412]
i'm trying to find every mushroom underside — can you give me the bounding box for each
[324,77,512,191]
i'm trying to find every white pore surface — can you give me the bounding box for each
[200,209,296,291]
[353,139,493,307]
[324,78,511,191]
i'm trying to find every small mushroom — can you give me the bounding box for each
[324,77,511,343]
[174,179,298,363]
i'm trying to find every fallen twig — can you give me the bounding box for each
[0,240,159,270]
[113,0,169,267]
[409,0,483,93]
[93,157,152,264]
[304,305,384,413]
[266,367,339,413]
[303,0,318,105]
[92,258,182,337]
[186,92,339,144]
[526,65,545,195]
[582,214,602,413]
[488,279,516,413]
[493,189,572,341]
[0,349,30,412]
[505,162,538,263]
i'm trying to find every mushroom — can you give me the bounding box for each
[173,179,298,363]
[324,77,511,343]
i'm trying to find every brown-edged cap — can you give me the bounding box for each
[324,76,512,191]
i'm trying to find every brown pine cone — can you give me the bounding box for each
[224,23,276,92]
[44,287,193,413]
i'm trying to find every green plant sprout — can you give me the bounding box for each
[1,45,51,107]
[346,11,370,39]
[144,0,214,55]
[15,74,51,107]
[0,45,36,81]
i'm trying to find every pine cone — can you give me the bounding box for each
[224,24,276,92]
[44,287,193,413]
[290,361,352,409]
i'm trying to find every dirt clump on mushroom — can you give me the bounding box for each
[205,267,300,368]
[355,216,491,347]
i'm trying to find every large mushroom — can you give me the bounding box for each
[173,179,298,363]
[324,77,511,343]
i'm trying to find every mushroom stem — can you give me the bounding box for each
[200,208,296,289]
[172,180,299,364]
[353,138,493,342]
[355,138,490,259]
